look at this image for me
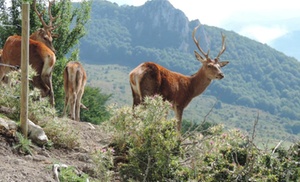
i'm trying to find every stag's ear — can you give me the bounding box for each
[219,61,229,67]
[194,51,205,63]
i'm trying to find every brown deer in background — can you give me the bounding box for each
[0,0,57,106]
[63,61,87,121]
[129,24,229,131]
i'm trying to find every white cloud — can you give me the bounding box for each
[238,25,288,44]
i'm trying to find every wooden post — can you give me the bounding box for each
[20,3,29,138]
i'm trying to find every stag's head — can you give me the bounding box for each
[192,24,229,80]
[32,0,57,53]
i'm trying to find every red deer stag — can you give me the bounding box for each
[63,61,87,121]
[129,24,229,131]
[0,0,57,106]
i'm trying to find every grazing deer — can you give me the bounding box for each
[0,0,57,106]
[63,61,87,121]
[129,24,229,131]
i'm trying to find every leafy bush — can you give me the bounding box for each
[13,132,33,155]
[182,119,217,136]
[80,86,111,124]
[0,68,56,123]
[182,126,300,181]
[59,166,89,182]
[106,96,187,181]
[103,95,300,181]
[42,118,80,149]
[89,147,114,181]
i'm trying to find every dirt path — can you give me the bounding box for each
[0,120,112,181]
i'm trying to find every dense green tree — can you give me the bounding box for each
[0,0,91,108]
[80,86,111,124]
[0,0,112,122]
[48,0,91,112]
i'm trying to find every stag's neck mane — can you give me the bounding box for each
[190,67,212,97]
[29,30,41,41]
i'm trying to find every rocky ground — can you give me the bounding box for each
[0,119,112,182]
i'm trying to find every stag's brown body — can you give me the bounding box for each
[0,0,57,106]
[0,35,56,104]
[130,25,229,131]
[63,61,87,121]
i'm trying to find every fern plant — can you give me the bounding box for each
[13,132,33,155]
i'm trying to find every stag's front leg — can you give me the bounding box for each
[63,94,69,117]
[70,93,77,120]
[174,106,183,131]
[48,73,55,107]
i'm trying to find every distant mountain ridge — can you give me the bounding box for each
[79,0,300,122]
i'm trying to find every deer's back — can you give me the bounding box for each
[2,35,55,73]
[130,62,191,104]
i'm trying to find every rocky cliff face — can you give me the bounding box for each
[129,0,204,52]
[81,0,208,62]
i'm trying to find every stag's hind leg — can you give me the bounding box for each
[130,85,142,108]
[75,87,85,121]
[63,94,69,117]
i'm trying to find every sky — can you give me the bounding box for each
[109,0,300,44]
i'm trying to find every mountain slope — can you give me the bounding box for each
[79,0,300,122]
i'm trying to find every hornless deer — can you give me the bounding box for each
[63,61,87,121]
[0,0,57,106]
[129,24,229,131]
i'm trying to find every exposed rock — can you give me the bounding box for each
[0,117,17,138]
[0,117,48,146]
[28,119,48,146]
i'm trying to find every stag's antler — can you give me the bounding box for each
[215,33,226,60]
[33,0,58,32]
[192,24,210,59]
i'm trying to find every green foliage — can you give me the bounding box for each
[52,0,91,59]
[181,125,300,181]
[0,0,21,47]
[42,117,80,149]
[285,123,300,134]
[182,119,217,136]
[89,147,114,181]
[80,86,111,124]
[13,132,33,155]
[102,97,300,181]
[107,96,186,181]
[0,68,56,122]
[49,0,91,111]
[59,166,89,182]
[0,0,92,114]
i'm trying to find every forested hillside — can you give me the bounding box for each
[79,0,300,124]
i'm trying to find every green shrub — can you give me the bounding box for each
[183,126,300,181]
[107,96,188,181]
[80,86,111,124]
[0,68,56,123]
[59,166,89,182]
[101,96,300,181]
[42,118,80,149]
[89,147,114,181]
[13,132,33,155]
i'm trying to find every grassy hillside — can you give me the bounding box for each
[79,0,300,123]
